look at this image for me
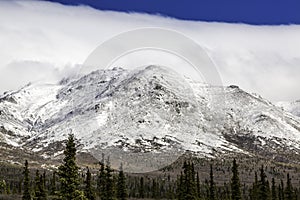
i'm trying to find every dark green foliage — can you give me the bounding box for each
[84,168,95,200]
[105,162,115,200]
[0,183,7,196]
[58,134,87,200]
[0,180,6,194]
[209,164,216,200]
[258,165,270,200]
[285,173,294,200]
[97,161,107,200]
[42,171,46,191]
[183,161,196,200]
[250,171,258,200]
[231,158,242,200]
[278,179,284,200]
[196,172,200,198]
[116,165,127,200]
[22,160,31,200]
[6,157,300,200]
[50,171,56,195]
[166,175,174,200]
[139,177,144,198]
[177,172,184,200]
[34,170,40,197]
[96,157,117,200]
[176,161,198,200]
[5,181,10,195]
[271,178,277,200]
[34,170,47,200]
[151,178,159,199]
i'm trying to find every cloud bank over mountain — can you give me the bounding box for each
[0,0,299,101]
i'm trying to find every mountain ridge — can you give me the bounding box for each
[276,100,300,118]
[0,65,300,171]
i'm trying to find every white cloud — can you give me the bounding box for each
[0,0,299,102]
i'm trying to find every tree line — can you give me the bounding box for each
[20,134,127,200]
[1,134,300,199]
[176,159,297,200]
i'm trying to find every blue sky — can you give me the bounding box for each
[47,0,300,25]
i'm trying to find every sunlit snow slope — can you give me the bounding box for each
[0,65,300,167]
[277,100,300,118]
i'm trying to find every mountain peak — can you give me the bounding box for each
[0,66,300,171]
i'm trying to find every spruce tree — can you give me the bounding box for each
[209,164,216,200]
[196,172,200,198]
[271,178,277,200]
[58,134,87,200]
[166,175,174,200]
[187,162,197,200]
[139,177,144,198]
[177,172,184,200]
[201,179,206,199]
[258,165,269,200]
[105,161,115,200]
[176,161,198,200]
[231,159,242,200]
[34,170,45,200]
[50,171,56,195]
[6,182,10,195]
[42,171,46,191]
[250,171,259,200]
[35,173,47,200]
[84,168,95,200]
[35,170,39,185]
[22,160,31,200]
[0,180,5,194]
[116,165,127,200]
[285,173,293,200]
[18,179,23,194]
[278,179,284,200]
[34,170,40,198]
[97,162,107,200]
[181,161,188,200]
[151,179,158,199]
[182,161,194,200]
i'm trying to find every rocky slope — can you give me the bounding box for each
[0,65,300,171]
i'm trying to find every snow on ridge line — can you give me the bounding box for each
[0,66,299,160]
[276,100,300,117]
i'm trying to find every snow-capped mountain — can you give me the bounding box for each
[276,100,300,118]
[1,65,300,171]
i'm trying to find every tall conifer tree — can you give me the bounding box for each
[258,165,269,200]
[231,158,242,200]
[209,164,216,200]
[97,161,106,200]
[22,160,31,200]
[117,164,127,200]
[196,172,200,198]
[58,134,86,200]
[50,172,56,195]
[139,177,144,198]
[85,168,95,200]
[105,160,115,200]
[271,178,277,200]
[34,170,47,200]
[285,173,294,200]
